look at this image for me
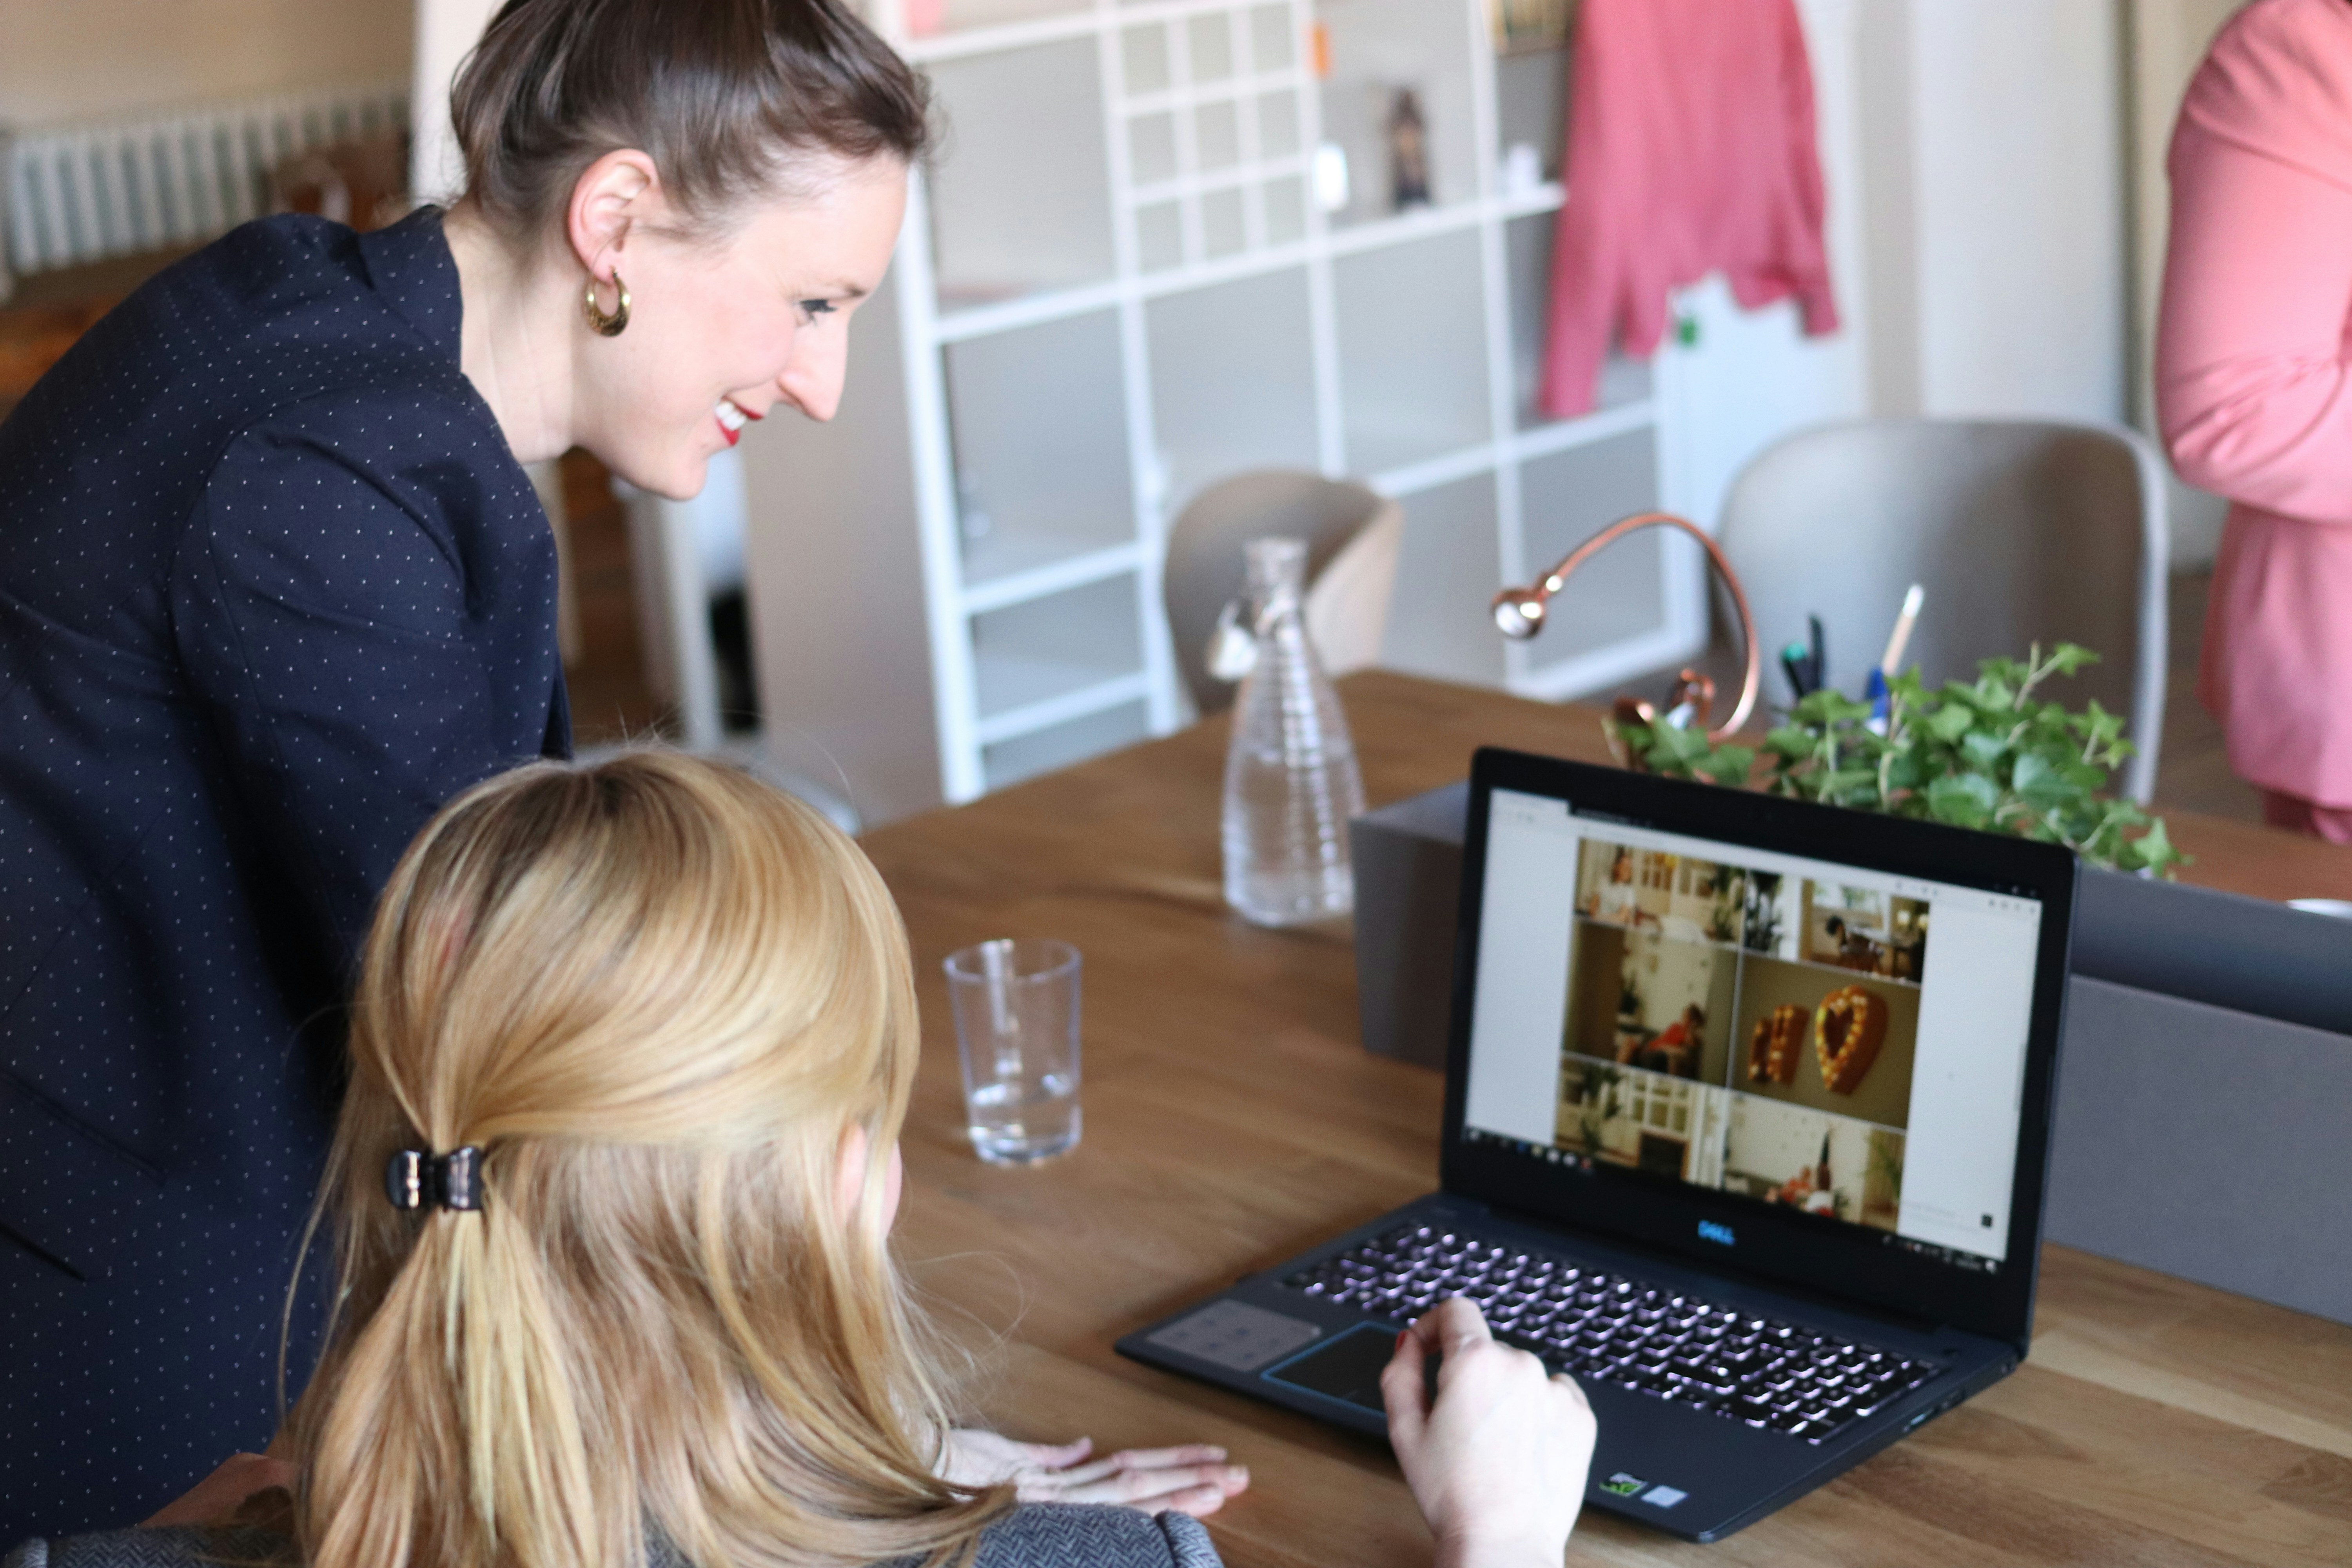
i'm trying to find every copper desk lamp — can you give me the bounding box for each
[1491,511,1762,754]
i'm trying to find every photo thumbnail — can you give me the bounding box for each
[1720,1096,1904,1231]
[1557,1058,1729,1186]
[1800,879,1930,982]
[1730,962,1920,1130]
[1741,870,1801,958]
[1562,922,1735,1082]
[1573,839,1746,946]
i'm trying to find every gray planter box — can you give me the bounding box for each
[1350,782,2352,1326]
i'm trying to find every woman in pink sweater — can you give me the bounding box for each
[2160,0,2352,839]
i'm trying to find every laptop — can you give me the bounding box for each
[1118,746,2077,1541]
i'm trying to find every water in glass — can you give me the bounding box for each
[966,1071,1082,1165]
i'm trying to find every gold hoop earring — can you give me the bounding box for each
[582,270,630,337]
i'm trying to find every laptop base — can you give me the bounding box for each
[1117,1192,2016,1541]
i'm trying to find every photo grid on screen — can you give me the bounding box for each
[1557,839,1924,1235]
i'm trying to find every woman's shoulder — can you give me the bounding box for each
[13,1510,1221,1568]
[965,1505,1221,1568]
[5,1525,285,1568]
[2180,0,2352,186]
[3,209,494,521]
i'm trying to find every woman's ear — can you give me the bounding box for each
[565,148,662,279]
[835,1121,869,1226]
[835,1123,906,1234]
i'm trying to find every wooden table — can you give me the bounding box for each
[867,671,2352,1568]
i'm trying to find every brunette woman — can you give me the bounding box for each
[0,0,934,1533]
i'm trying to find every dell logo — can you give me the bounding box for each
[1698,1221,1735,1246]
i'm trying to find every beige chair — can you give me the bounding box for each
[1716,419,2169,804]
[1162,472,1405,717]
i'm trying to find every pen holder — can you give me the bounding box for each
[1490,512,1762,760]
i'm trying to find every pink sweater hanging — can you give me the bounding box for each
[1537,0,1840,420]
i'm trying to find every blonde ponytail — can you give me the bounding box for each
[283,753,1008,1568]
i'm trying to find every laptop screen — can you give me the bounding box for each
[1459,787,2041,1272]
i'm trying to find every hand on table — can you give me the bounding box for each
[1381,1297,1597,1568]
[940,1429,1248,1517]
[142,1452,299,1527]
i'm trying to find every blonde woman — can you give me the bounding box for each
[7,755,1593,1568]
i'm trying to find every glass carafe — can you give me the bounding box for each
[1221,537,1366,925]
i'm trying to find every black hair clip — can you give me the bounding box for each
[384,1147,484,1212]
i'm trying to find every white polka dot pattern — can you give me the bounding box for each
[0,207,566,1535]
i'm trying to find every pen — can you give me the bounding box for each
[1781,642,1813,702]
[1879,584,1924,678]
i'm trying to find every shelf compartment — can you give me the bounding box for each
[962,541,1142,616]
[1187,9,1238,81]
[1332,228,1493,475]
[1144,265,1323,517]
[970,573,1147,722]
[1123,21,1175,94]
[1379,472,1508,687]
[1515,428,1668,668]
[944,309,1137,588]
[982,697,1154,791]
[1131,111,1183,184]
[1249,3,1298,72]
[1494,41,1566,185]
[1505,210,1651,429]
[1315,0,1482,229]
[927,36,1117,307]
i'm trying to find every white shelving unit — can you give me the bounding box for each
[742,0,1707,824]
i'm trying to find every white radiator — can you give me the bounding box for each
[4,82,410,277]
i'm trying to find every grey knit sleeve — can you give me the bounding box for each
[969,1504,1227,1568]
[1156,1512,1223,1568]
[3,1538,49,1568]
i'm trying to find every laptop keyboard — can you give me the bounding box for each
[1281,1223,1940,1444]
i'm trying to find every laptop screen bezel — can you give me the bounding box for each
[1437,747,2078,1352]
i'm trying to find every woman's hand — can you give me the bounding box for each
[142,1452,299,1527]
[1381,1297,1598,1568]
[940,1429,1248,1517]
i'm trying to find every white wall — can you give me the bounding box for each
[1860,0,2130,426]
[0,0,411,127]
[2127,0,2247,565]
[1667,0,2139,531]
[410,0,501,203]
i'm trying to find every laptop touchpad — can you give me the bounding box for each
[1265,1321,1417,1412]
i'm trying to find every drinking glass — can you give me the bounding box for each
[943,938,1082,1165]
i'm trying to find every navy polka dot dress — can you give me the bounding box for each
[0,207,566,1536]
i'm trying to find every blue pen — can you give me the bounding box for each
[1869,585,1925,729]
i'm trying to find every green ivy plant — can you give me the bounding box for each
[1609,643,2185,877]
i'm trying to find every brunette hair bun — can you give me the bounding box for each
[451,0,930,239]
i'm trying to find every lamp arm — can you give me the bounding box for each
[1496,511,1761,741]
